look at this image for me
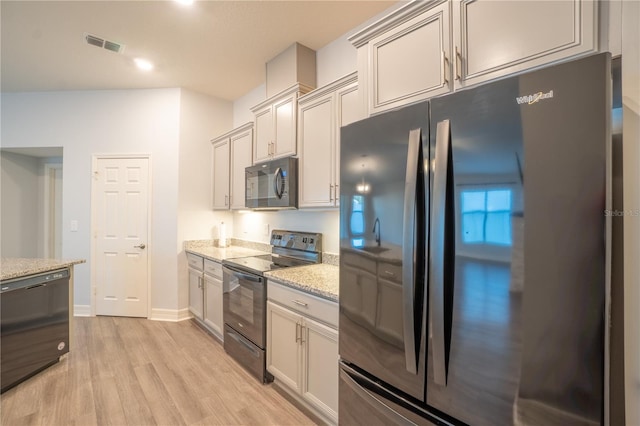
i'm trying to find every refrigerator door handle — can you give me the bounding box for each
[401,128,421,375]
[430,119,450,386]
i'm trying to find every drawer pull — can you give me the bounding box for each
[384,270,395,276]
[292,300,308,308]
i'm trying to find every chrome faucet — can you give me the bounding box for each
[372,217,381,247]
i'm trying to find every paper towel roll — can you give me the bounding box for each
[219,222,227,247]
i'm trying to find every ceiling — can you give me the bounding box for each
[0,0,397,101]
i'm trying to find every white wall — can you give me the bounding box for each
[1,152,40,257]
[1,89,182,313]
[176,89,234,313]
[316,33,359,87]
[233,84,266,128]
[234,210,340,254]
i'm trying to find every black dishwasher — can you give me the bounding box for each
[1,268,70,393]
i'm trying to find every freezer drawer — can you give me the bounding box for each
[339,363,446,426]
[224,324,272,383]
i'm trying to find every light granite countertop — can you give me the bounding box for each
[1,258,86,281]
[265,263,339,302]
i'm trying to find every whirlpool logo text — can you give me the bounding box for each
[515,90,554,105]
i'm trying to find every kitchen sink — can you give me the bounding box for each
[358,246,390,255]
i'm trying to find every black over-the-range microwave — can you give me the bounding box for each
[245,156,298,210]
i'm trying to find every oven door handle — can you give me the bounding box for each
[223,266,263,283]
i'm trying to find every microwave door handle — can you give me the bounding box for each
[402,128,421,375]
[273,167,283,199]
[430,119,450,386]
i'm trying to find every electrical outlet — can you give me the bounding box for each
[70,220,78,232]
[263,223,270,237]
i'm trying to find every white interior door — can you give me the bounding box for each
[93,156,150,317]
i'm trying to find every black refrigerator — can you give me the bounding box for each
[338,52,610,426]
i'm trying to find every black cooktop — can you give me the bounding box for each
[222,254,310,276]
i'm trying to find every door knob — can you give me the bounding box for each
[134,243,146,249]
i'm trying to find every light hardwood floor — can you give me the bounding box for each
[1,316,317,426]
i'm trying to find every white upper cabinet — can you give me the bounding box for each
[211,122,253,210]
[298,73,358,208]
[211,139,230,210]
[252,83,313,164]
[350,1,451,116]
[453,0,598,89]
[350,0,598,116]
[229,125,253,210]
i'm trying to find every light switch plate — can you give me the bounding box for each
[70,220,78,232]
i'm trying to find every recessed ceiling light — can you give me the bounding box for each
[175,0,194,5]
[134,58,154,72]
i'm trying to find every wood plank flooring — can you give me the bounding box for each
[1,317,317,426]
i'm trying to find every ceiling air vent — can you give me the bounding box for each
[84,33,125,54]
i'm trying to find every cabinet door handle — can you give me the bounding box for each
[442,51,449,85]
[293,299,308,308]
[197,276,202,289]
[300,325,306,344]
[454,46,462,81]
[225,195,228,206]
[295,322,301,343]
[335,184,339,203]
[329,184,334,202]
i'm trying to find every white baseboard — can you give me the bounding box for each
[73,305,92,317]
[150,308,192,322]
[73,306,192,321]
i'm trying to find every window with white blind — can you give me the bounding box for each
[461,189,512,246]
[350,195,365,248]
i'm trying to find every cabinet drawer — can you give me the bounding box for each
[186,253,204,271]
[204,259,222,279]
[268,281,338,329]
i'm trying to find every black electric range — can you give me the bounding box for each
[221,230,323,384]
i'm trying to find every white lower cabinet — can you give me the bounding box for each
[267,301,302,390]
[187,253,224,342]
[188,266,204,320]
[267,283,338,424]
[301,316,339,420]
[202,259,224,341]
[187,253,204,320]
